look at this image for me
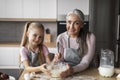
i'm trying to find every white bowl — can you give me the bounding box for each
[47,62,68,78]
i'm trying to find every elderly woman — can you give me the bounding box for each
[54,9,96,77]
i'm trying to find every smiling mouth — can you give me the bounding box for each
[33,41,39,44]
[69,30,75,32]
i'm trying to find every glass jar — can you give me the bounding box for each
[98,49,114,77]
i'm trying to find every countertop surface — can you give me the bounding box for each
[0,42,56,48]
[18,68,118,80]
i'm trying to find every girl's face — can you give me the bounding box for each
[66,14,83,38]
[27,27,44,46]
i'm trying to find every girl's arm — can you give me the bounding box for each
[23,60,40,72]
[73,33,96,73]
[23,60,49,74]
[20,47,49,74]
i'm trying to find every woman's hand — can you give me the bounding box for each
[39,63,51,75]
[52,53,61,63]
[60,64,73,78]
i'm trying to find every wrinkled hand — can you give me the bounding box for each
[39,64,51,75]
[60,64,73,78]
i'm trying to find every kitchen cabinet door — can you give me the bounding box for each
[23,0,40,18]
[0,0,22,18]
[58,0,89,16]
[0,47,19,67]
[39,0,56,19]
[23,0,56,19]
[0,0,56,21]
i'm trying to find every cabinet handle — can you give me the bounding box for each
[115,15,120,62]
[116,15,119,40]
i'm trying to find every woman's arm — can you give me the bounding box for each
[73,33,96,73]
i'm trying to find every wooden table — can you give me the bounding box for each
[19,68,117,80]
[78,68,117,80]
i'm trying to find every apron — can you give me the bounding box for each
[64,36,82,66]
[28,51,40,67]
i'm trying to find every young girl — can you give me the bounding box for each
[19,22,51,74]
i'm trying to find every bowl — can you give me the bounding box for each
[47,62,68,78]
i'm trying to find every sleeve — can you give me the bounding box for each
[73,33,96,73]
[43,45,49,56]
[19,47,28,62]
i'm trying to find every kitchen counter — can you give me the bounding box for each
[0,42,57,68]
[0,42,56,48]
[18,68,117,80]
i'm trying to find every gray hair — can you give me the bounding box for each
[66,9,84,22]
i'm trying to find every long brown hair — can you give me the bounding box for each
[20,22,45,65]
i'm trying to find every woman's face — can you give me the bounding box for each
[66,14,83,38]
[27,27,44,46]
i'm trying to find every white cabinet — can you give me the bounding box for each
[0,0,22,18]
[0,0,56,20]
[39,0,56,19]
[58,0,89,16]
[0,47,57,68]
[23,0,40,18]
[0,0,88,20]
[0,47,19,68]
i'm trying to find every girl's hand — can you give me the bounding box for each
[60,64,73,78]
[52,53,61,63]
[39,64,51,75]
